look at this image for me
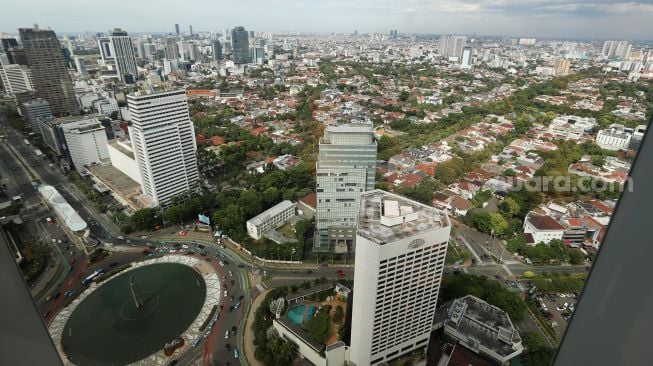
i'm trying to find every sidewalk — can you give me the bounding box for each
[243,288,270,366]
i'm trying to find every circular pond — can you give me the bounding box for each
[61,262,206,365]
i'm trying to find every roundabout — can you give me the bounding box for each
[49,255,221,366]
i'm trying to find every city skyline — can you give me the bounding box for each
[2,0,653,40]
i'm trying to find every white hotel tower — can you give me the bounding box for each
[127,90,199,207]
[350,190,451,366]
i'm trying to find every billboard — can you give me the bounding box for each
[198,214,211,225]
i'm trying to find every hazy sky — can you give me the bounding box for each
[3,0,652,40]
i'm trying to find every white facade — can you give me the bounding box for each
[21,98,52,132]
[316,123,377,252]
[98,29,138,83]
[0,64,35,94]
[596,124,633,151]
[127,90,199,207]
[107,139,143,185]
[350,190,451,366]
[439,36,466,58]
[60,118,110,173]
[461,47,472,68]
[523,213,564,244]
[246,200,296,240]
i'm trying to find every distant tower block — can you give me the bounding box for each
[129,275,144,309]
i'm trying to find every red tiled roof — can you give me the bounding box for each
[210,135,225,145]
[299,192,317,209]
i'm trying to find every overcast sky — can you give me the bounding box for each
[3,0,652,40]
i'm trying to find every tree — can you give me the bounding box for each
[522,332,556,366]
[334,305,344,323]
[489,213,509,236]
[129,208,160,231]
[499,197,520,218]
[398,90,410,102]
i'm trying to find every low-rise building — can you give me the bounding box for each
[433,295,523,365]
[246,200,296,240]
[523,213,565,244]
[595,124,633,151]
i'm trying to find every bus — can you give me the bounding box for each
[81,269,105,286]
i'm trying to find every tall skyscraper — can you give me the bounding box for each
[0,64,35,94]
[1,38,19,64]
[97,28,138,83]
[127,90,199,207]
[602,40,632,59]
[349,190,451,366]
[231,26,250,64]
[175,23,180,36]
[439,35,467,58]
[164,36,178,60]
[189,25,193,36]
[315,122,377,253]
[461,46,473,68]
[554,58,571,76]
[212,40,222,61]
[19,25,78,116]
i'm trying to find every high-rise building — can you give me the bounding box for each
[349,190,451,366]
[602,40,631,59]
[212,40,222,61]
[175,23,180,36]
[1,38,19,64]
[127,90,199,207]
[164,36,178,60]
[19,25,78,116]
[0,64,35,94]
[20,98,52,132]
[439,35,466,58]
[189,25,193,36]
[97,28,138,83]
[231,26,250,64]
[59,117,110,174]
[554,58,571,76]
[315,122,377,253]
[461,46,473,68]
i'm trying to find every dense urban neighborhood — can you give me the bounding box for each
[1,21,652,366]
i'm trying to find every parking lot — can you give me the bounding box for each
[537,293,578,339]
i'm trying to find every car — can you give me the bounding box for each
[42,310,51,318]
[230,279,235,286]
[234,349,239,359]
[234,301,241,309]
[224,290,228,298]
[182,244,189,249]
[223,260,230,265]
[141,235,148,239]
[223,283,227,289]
[225,331,229,339]
[205,258,212,262]
[225,343,231,352]
[200,252,207,257]
[198,245,205,249]
[230,295,235,301]
[307,270,313,274]
[238,264,244,268]
[238,295,244,301]
[45,294,53,301]
[228,270,233,277]
[64,290,76,298]
[218,261,224,266]
[556,305,565,311]
[228,305,234,312]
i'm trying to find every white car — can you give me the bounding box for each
[182,244,189,249]
[224,290,228,298]
[218,261,224,266]
[228,270,233,277]
[225,331,229,339]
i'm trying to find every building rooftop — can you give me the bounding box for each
[108,139,134,159]
[357,190,449,245]
[248,200,295,226]
[444,295,521,358]
[37,185,87,232]
[526,213,565,231]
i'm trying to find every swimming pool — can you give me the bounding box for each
[287,304,316,326]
